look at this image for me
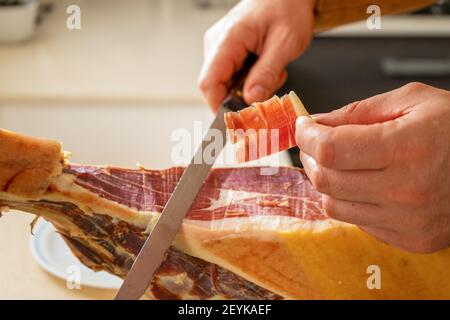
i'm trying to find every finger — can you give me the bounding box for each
[314,83,429,127]
[322,195,387,228]
[198,25,254,111]
[300,152,383,203]
[361,225,450,253]
[243,42,291,104]
[313,96,401,127]
[358,226,405,248]
[296,116,396,170]
[275,69,288,92]
[198,47,247,111]
[358,226,425,253]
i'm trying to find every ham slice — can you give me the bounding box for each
[0,128,449,299]
[224,91,310,162]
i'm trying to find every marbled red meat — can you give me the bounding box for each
[64,165,324,222]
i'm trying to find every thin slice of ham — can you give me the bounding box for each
[0,128,450,299]
[224,91,310,162]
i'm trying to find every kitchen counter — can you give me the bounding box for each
[0,0,227,103]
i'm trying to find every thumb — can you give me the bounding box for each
[243,46,288,104]
[315,87,413,127]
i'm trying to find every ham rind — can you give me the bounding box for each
[1,129,450,299]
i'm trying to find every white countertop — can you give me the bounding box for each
[0,0,227,102]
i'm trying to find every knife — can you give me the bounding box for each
[115,54,257,300]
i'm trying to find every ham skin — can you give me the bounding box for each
[0,128,449,299]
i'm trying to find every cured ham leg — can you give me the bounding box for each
[0,128,449,299]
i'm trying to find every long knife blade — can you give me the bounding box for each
[115,54,256,300]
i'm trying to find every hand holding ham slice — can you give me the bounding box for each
[296,82,450,254]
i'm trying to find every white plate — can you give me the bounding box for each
[29,220,123,290]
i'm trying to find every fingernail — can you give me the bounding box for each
[296,116,313,127]
[296,116,311,145]
[300,151,317,169]
[305,153,317,168]
[246,85,268,103]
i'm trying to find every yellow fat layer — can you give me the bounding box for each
[280,225,450,299]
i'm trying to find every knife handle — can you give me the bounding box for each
[222,53,258,112]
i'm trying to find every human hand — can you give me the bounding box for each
[198,0,315,111]
[296,83,450,253]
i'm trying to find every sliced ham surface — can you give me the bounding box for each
[1,128,450,299]
[65,165,324,222]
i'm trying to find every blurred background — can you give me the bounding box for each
[0,0,448,299]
